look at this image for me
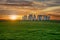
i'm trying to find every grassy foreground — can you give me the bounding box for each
[0,20,60,40]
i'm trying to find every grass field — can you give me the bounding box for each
[0,20,60,40]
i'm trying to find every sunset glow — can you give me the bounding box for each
[9,15,17,20]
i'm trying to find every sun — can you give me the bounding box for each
[9,15,17,20]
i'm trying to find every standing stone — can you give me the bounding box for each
[28,14,33,20]
[43,16,50,20]
[47,16,50,20]
[22,15,27,20]
[37,15,42,21]
[33,15,36,21]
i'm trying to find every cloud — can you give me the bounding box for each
[34,0,60,7]
[42,6,60,11]
[41,6,60,15]
[0,0,60,15]
[0,0,60,7]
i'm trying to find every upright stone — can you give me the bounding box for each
[37,15,42,21]
[22,15,27,20]
[33,15,36,21]
[28,14,33,20]
[43,16,50,20]
[47,16,50,20]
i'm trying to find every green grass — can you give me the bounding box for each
[0,20,60,40]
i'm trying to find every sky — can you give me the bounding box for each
[0,0,60,17]
[0,0,60,11]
